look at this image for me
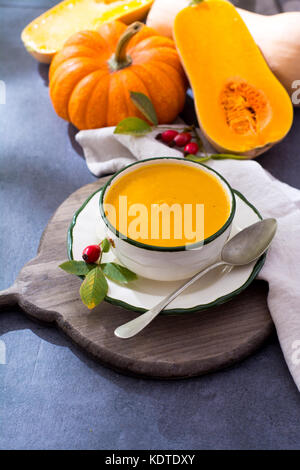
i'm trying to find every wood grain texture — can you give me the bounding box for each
[0,179,273,379]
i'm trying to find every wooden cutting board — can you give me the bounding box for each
[0,178,273,379]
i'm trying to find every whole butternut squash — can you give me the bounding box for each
[147,0,300,105]
[237,8,300,104]
[173,0,293,157]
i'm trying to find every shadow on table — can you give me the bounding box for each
[0,306,119,382]
[0,301,277,389]
[38,63,49,87]
[38,63,84,158]
[68,123,84,158]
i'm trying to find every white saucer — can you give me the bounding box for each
[68,188,265,314]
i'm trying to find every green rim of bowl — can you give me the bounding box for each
[99,157,236,252]
[67,186,266,316]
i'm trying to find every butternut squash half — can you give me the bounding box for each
[22,0,153,63]
[173,0,293,157]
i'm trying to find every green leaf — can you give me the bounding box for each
[114,117,152,135]
[101,238,111,253]
[130,91,158,126]
[59,260,96,276]
[101,263,137,284]
[189,0,204,5]
[80,267,108,309]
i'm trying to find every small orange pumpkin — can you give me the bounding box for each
[49,21,187,129]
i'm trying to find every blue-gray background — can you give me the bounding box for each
[1,0,300,450]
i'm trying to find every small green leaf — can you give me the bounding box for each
[101,263,137,284]
[114,117,152,135]
[80,267,108,309]
[101,238,111,253]
[130,91,158,126]
[59,260,96,275]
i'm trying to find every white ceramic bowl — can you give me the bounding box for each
[99,157,236,281]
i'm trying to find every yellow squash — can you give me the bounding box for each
[21,0,153,63]
[147,0,300,105]
[173,0,293,157]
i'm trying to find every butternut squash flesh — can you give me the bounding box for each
[21,0,153,63]
[174,0,293,156]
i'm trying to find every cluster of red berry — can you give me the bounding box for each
[156,130,199,155]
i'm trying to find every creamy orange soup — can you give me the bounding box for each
[103,162,231,247]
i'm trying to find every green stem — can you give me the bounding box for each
[109,22,143,71]
[191,125,207,155]
[185,154,211,163]
[186,153,249,163]
[98,243,103,265]
[211,153,248,160]
[157,125,194,131]
[189,0,205,5]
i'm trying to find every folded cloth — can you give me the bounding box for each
[76,125,300,390]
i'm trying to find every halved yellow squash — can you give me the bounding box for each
[21,0,153,63]
[174,0,293,157]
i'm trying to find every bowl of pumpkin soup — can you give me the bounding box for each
[99,157,236,281]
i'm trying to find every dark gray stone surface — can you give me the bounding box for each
[1,0,300,450]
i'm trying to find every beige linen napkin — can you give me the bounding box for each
[76,126,300,390]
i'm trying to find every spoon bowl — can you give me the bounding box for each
[222,218,277,265]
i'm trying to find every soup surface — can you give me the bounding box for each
[103,162,231,247]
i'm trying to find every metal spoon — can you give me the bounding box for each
[114,218,277,339]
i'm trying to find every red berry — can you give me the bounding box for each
[184,142,199,155]
[82,244,101,263]
[174,132,192,147]
[161,129,179,143]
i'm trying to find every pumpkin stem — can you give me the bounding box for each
[108,22,143,71]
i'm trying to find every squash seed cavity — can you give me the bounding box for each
[220,79,271,136]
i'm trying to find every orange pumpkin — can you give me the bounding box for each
[49,21,187,129]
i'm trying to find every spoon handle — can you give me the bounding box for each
[114,261,226,339]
